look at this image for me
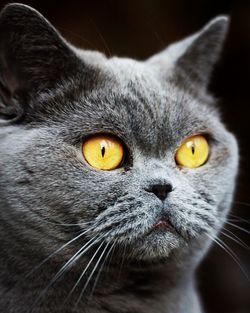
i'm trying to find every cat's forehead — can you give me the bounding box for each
[102,56,165,93]
[106,57,156,81]
[94,56,177,116]
[97,56,215,123]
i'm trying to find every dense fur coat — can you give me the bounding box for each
[0,4,238,313]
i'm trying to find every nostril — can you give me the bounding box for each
[146,183,173,201]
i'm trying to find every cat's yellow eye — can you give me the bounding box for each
[82,134,124,170]
[175,135,209,168]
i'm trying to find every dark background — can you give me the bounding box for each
[1,1,249,312]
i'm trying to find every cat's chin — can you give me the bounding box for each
[125,227,186,261]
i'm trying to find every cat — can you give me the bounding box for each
[0,3,239,313]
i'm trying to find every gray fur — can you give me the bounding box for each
[0,3,238,313]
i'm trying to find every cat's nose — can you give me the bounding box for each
[146,183,173,201]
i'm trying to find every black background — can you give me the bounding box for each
[0,1,249,312]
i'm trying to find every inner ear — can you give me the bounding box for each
[0,4,82,119]
[147,16,229,91]
[176,16,229,89]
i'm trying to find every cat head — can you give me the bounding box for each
[0,4,238,266]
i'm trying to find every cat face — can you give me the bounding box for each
[0,4,238,265]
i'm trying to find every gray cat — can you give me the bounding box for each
[0,3,239,313]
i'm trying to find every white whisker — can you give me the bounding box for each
[206,233,249,281]
[225,221,250,234]
[74,241,111,309]
[27,228,91,278]
[89,240,117,299]
[117,241,127,280]
[63,239,105,306]
[221,229,250,250]
[30,234,99,311]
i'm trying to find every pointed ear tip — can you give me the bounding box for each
[2,2,34,10]
[206,15,230,32]
[1,3,39,17]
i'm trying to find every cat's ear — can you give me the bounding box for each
[0,3,81,119]
[147,16,229,91]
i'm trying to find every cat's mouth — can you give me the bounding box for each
[126,216,184,261]
[146,216,185,241]
[147,218,175,235]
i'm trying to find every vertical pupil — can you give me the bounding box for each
[101,146,105,157]
[191,144,195,155]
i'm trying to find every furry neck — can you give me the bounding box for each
[0,247,202,313]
